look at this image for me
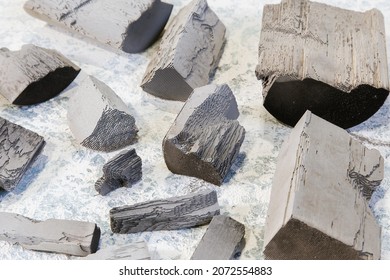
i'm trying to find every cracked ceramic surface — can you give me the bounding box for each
[24,0,173,53]
[0,0,390,260]
[264,111,382,259]
[256,0,389,129]
[141,0,226,101]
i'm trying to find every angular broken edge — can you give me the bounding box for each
[0,44,80,105]
[141,0,226,101]
[163,83,245,185]
[110,189,220,234]
[255,0,389,128]
[263,110,382,259]
[0,212,100,257]
[23,0,173,53]
[67,75,138,152]
[191,215,245,260]
[0,117,45,191]
[95,149,142,195]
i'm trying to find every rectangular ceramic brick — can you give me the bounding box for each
[191,215,245,260]
[264,110,383,259]
[0,212,100,257]
[110,189,220,234]
[82,241,150,260]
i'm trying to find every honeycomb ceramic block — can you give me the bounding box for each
[0,212,100,257]
[0,44,80,105]
[110,189,220,234]
[264,111,383,259]
[0,117,45,191]
[23,0,173,53]
[191,215,245,260]
[163,84,245,185]
[67,75,138,152]
[82,241,150,260]
[95,149,142,195]
[255,0,389,128]
[141,0,226,101]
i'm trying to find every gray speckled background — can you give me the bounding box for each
[0,0,389,260]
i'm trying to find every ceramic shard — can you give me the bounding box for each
[95,149,142,195]
[255,0,389,128]
[0,212,100,257]
[264,111,383,260]
[163,84,245,185]
[82,241,150,260]
[0,117,45,191]
[110,189,220,234]
[23,0,173,53]
[191,215,245,260]
[0,44,80,105]
[67,75,138,152]
[141,0,226,101]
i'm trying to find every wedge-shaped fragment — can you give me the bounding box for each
[0,44,80,105]
[163,84,245,185]
[67,75,138,152]
[264,111,383,259]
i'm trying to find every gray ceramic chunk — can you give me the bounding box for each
[67,75,138,152]
[263,111,383,260]
[255,0,389,128]
[0,117,45,191]
[23,0,173,53]
[110,189,220,234]
[191,215,245,260]
[0,44,80,105]
[82,241,150,260]
[163,83,245,185]
[141,0,226,101]
[95,149,142,195]
[0,212,100,256]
